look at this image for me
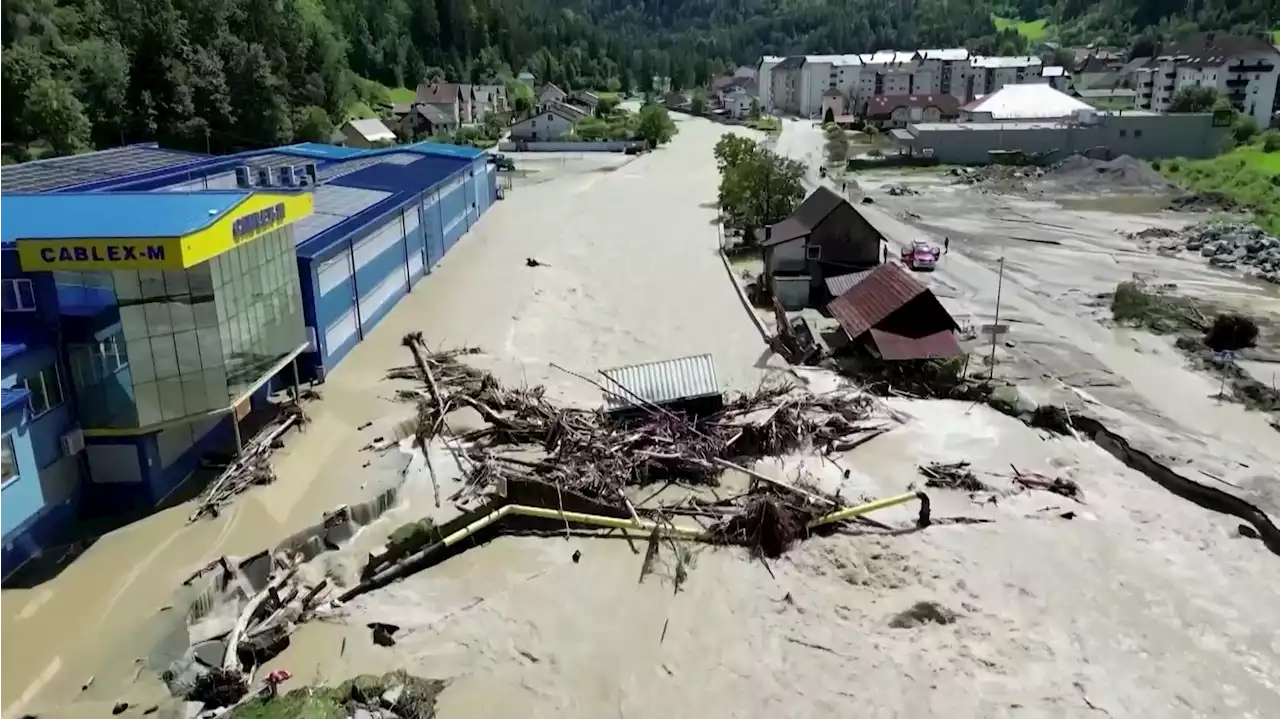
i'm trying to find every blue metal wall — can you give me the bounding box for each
[300,164,496,378]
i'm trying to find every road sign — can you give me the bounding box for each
[981,323,1010,336]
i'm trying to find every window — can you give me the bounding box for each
[1,279,36,312]
[806,245,822,260]
[1118,129,1127,137]
[1134,129,1143,138]
[70,332,129,388]
[23,364,64,417]
[2,436,15,486]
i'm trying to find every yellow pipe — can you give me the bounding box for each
[440,504,705,547]
[807,491,923,530]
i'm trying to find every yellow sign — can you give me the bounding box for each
[16,191,315,272]
[17,238,181,271]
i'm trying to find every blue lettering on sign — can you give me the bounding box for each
[232,203,287,241]
[34,244,166,265]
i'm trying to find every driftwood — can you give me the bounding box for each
[224,565,298,675]
[190,412,303,522]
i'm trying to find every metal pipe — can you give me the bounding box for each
[807,491,924,529]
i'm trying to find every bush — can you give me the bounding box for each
[1232,116,1259,144]
[1263,131,1280,153]
[1205,313,1259,352]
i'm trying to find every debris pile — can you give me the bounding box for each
[918,461,989,492]
[949,154,1175,195]
[394,335,888,504]
[189,407,307,522]
[1166,191,1239,213]
[1169,221,1280,281]
[214,671,447,719]
[884,183,919,196]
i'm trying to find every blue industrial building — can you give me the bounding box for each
[1,142,497,577]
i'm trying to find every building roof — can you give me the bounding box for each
[1162,32,1280,66]
[826,263,928,338]
[599,354,720,410]
[763,186,847,246]
[549,100,589,120]
[1,387,31,415]
[515,102,582,126]
[825,270,874,297]
[415,83,461,105]
[823,87,846,98]
[412,104,457,126]
[0,144,207,193]
[962,83,1091,120]
[539,83,565,97]
[1,191,251,243]
[919,48,969,61]
[972,55,1042,69]
[774,56,806,71]
[865,94,961,118]
[1042,65,1067,77]
[868,328,962,360]
[344,118,397,143]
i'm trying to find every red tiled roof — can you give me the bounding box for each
[864,94,961,119]
[826,263,927,338]
[869,328,962,360]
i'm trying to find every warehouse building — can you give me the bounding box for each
[1,141,497,575]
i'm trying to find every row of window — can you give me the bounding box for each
[16,363,65,418]
[2,278,36,312]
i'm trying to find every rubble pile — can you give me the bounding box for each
[1173,221,1280,281]
[884,183,920,196]
[948,154,1175,195]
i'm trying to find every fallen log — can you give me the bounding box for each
[224,566,298,675]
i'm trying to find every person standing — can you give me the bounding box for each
[944,237,950,254]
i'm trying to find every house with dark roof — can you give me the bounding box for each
[862,94,961,128]
[396,103,459,139]
[413,82,472,126]
[825,263,961,361]
[538,83,568,107]
[508,102,581,141]
[759,186,884,309]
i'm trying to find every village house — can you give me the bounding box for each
[568,90,600,113]
[759,186,885,310]
[825,263,961,361]
[538,83,568,107]
[472,84,509,122]
[395,103,458,138]
[413,82,472,127]
[508,102,580,142]
[862,94,961,128]
[330,118,397,148]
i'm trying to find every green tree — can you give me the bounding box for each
[713,134,758,171]
[690,88,707,115]
[2,43,51,147]
[748,97,761,120]
[1169,86,1220,113]
[604,76,622,93]
[506,78,535,117]
[295,105,335,142]
[25,77,92,155]
[824,123,850,166]
[595,94,621,117]
[718,146,806,236]
[635,103,676,147]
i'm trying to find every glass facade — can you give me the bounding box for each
[67,226,306,429]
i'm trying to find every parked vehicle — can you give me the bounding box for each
[488,153,515,171]
[901,239,941,272]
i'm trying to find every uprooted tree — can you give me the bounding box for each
[824,122,850,167]
[714,134,805,239]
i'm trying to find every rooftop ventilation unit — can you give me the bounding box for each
[256,166,275,187]
[234,166,253,189]
[303,164,318,186]
[279,166,297,187]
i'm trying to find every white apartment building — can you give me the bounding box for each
[757,49,1043,117]
[1127,33,1278,127]
[968,56,1044,98]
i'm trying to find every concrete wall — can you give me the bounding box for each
[773,275,811,310]
[906,112,1227,164]
[497,140,642,153]
[765,237,807,275]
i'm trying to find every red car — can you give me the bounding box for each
[901,240,940,272]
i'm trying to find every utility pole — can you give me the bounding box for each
[988,257,1005,379]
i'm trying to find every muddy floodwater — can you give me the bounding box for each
[6,115,1280,719]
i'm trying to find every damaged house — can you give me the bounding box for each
[826,263,961,360]
[760,186,884,310]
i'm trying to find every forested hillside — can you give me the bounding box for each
[2,0,1275,162]
[1000,0,1274,47]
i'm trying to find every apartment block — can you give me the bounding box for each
[1127,33,1279,127]
[757,49,1044,118]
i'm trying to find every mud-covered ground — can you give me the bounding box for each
[6,116,1280,719]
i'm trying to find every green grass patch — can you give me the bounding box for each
[345,101,377,120]
[992,15,1049,42]
[228,671,447,719]
[746,116,781,135]
[387,86,416,103]
[1273,29,1279,43]
[1158,143,1280,235]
